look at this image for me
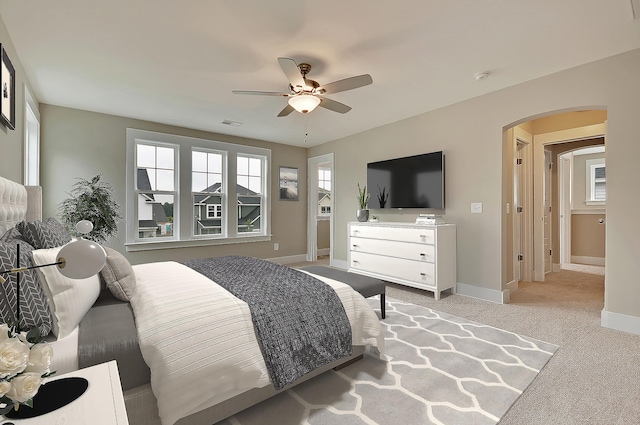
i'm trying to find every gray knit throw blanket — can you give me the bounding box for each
[182,256,352,390]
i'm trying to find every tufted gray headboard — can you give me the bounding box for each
[0,176,42,235]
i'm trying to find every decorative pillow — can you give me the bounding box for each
[17,217,72,249]
[99,247,136,302]
[0,241,53,336]
[32,245,101,339]
[0,227,27,244]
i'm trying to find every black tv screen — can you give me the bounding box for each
[367,151,444,209]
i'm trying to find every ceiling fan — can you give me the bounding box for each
[233,57,373,117]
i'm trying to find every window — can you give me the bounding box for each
[193,150,225,236]
[126,129,271,250]
[135,142,177,240]
[586,158,606,205]
[237,155,266,234]
[24,86,40,186]
[318,166,332,216]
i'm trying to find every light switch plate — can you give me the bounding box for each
[471,202,483,213]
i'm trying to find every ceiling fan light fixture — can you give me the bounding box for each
[288,94,321,113]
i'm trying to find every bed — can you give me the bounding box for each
[0,175,385,425]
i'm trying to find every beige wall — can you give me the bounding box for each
[572,214,606,259]
[317,219,330,249]
[40,105,308,264]
[0,16,38,182]
[310,48,640,320]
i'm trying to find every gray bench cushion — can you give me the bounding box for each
[301,266,385,318]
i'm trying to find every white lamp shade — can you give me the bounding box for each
[75,220,94,235]
[56,239,107,279]
[288,94,321,113]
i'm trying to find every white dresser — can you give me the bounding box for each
[348,222,456,300]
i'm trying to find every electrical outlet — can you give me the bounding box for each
[471,202,483,213]
[273,243,279,251]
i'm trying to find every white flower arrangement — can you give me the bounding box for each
[0,323,54,414]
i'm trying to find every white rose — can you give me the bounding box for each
[25,343,53,374]
[0,338,30,378]
[5,372,42,403]
[0,324,11,341]
[0,380,11,398]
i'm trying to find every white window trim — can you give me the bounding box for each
[125,129,271,251]
[585,158,606,206]
[23,85,40,186]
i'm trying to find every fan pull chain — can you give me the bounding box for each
[304,114,309,143]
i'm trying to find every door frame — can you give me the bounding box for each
[307,153,334,262]
[532,123,606,280]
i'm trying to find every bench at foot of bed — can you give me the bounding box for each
[301,266,386,319]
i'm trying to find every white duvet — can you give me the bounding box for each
[130,261,385,425]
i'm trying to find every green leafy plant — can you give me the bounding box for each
[58,174,122,243]
[377,185,389,208]
[357,183,370,209]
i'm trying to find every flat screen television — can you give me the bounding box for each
[367,151,444,209]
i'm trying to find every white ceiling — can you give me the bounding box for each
[1,1,639,147]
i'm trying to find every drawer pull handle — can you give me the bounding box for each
[420,272,429,277]
[420,253,426,257]
[352,260,359,264]
[352,244,358,248]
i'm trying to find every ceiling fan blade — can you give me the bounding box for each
[278,57,305,90]
[277,104,295,117]
[232,90,290,97]
[317,74,373,95]
[318,97,352,114]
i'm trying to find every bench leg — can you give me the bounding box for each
[380,293,386,319]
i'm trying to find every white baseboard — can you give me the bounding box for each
[267,254,307,265]
[571,255,605,266]
[456,282,505,304]
[601,309,640,336]
[331,259,348,270]
[317,248,330,256]
[503,280,518,303]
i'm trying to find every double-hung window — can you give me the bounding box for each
[586,158,606,205]
[126,129,271,250]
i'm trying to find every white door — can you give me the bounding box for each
[544,149,552,274]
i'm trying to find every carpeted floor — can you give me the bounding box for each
[216,297,556,425]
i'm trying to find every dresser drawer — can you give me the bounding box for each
[350,225,435,245]
[350,251,435,286]
[350,236,435,262]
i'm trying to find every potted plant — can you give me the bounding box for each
[58,174,122,243]
[356,183,370,222]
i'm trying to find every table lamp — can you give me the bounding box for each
[0,220,107,419]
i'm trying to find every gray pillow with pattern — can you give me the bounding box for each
[17,217,72,249]
[99,247,136,301]
[0,240,53,335]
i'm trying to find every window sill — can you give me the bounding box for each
[585,200,606,206]
[125,234,272,252]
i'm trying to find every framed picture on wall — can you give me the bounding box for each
[279,166,299,201]
[0,45,16,130]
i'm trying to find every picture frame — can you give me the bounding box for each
[279,166,299,201]
[0,45,15,130]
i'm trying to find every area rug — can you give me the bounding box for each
[217,297,558,425]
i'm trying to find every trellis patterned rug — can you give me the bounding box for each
[217,297,557,425]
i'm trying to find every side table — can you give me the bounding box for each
[1,360,128,425]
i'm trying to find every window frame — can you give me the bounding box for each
[125,129,272,251]
[585,158,606,206]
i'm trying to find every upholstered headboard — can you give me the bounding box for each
[0,176,42,234]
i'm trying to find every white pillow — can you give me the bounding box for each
[32,245,101,339]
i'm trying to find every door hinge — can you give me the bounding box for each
[517,254,524,261]
[550,249,552,256]
[516,206,523,213]
[516,158,522,165]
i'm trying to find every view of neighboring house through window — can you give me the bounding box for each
[193,149,225,236]
[586,158,606,204]
[126,128,271,248]
[136,143,176,239]
[318,166,331,216]
[237,155,265,234]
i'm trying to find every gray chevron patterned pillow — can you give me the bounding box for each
[0,241,53,335]
[17,217,72,249]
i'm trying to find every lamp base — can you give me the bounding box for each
[4,377,88,419]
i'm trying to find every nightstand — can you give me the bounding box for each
[1,361,129,425]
